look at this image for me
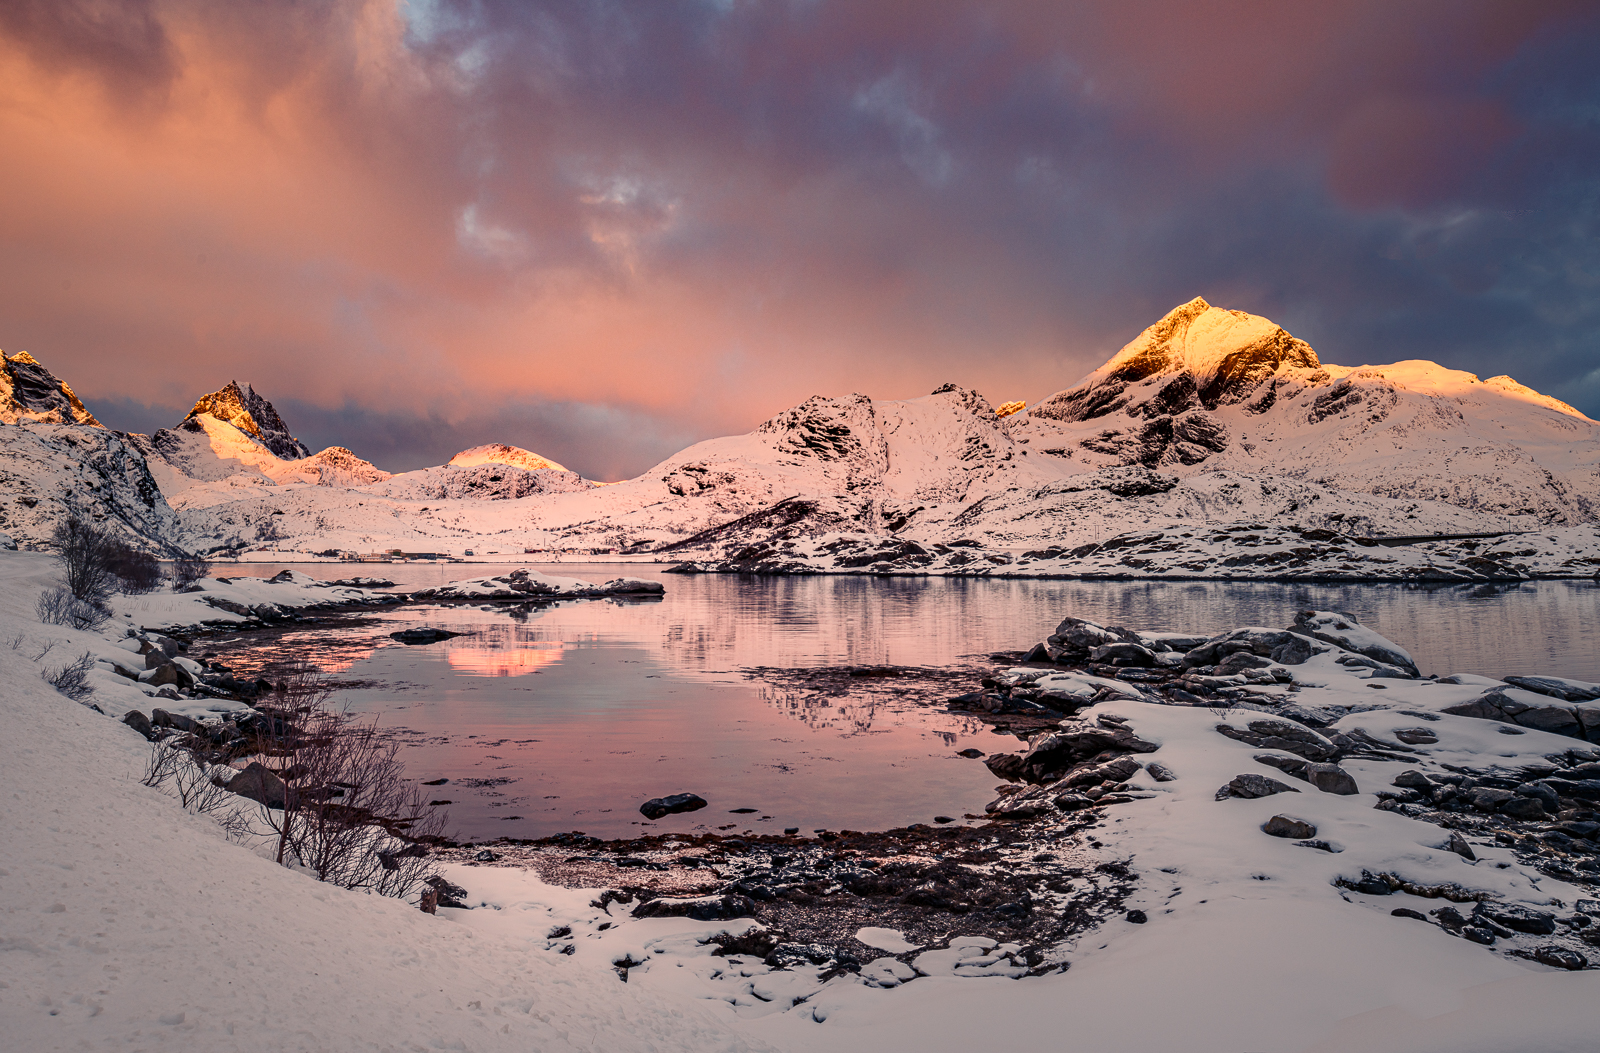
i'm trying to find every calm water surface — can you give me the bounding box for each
[207,562,1599,840]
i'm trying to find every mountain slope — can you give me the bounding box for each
[1011,298,1600,525]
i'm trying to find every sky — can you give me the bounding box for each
[1,0,1597,479]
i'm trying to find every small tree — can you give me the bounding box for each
[103,541,162,593]
[172,555,211,590]
[248,663,446,895]
[51,516,117,605]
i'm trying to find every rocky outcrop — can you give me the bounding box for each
[184,382,310,460]
[0,351,101,426]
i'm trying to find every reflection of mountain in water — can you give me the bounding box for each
[447,640,564,677]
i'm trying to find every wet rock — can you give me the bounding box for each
[639,793,709,820]
[1304,762,1359,795]
[121,709,155,740]
[389,627,462,645]
[1262,814,1316,838]
[1220,773,1300,800]
[984,753,1026,779]
[633,893,756,921]
[956,748,985,758]
[1046,617,1130,660]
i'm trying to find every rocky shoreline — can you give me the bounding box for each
[667,520,1600,583]
[423,606,1600,986]
[114,581,1600,993]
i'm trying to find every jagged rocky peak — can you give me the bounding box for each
[1032,297,1321,424]
[0,350,101,427]
[448,443,569,474]
[303,446,390,487]
[184,381,310,460]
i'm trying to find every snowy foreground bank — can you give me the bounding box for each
[3,551,1598,1052]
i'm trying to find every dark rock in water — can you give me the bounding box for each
[933,815,956,824]
[1052,793,1096,811]
[389,627,463,645]
[956,748,985,758]
[1520,946,1588,971]
[1221,774,1300,800]
[1262,814,1316,838]
[632,893,755,921]
[1504,676,1600,702]
[984,753,1026,779]
[1473,902,1557,936]
[639,792,708,820]
[1126,909,1147,924]
[226,762,291,808]
[728,808,758,814]
[1304,762,1359,796]
[1391,907,1428,921]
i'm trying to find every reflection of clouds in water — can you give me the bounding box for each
[446,640,564,677]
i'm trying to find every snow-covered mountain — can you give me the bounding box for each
[0,352,181,550]
[1,350,101,426]
[449,443,570,473]
[184,381,311,460]
[4,299,1599,574]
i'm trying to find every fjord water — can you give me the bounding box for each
[210,563,1599,840]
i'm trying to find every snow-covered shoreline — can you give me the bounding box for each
[7,548,1600,1052]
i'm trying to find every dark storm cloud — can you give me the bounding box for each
[2,0,1597,482]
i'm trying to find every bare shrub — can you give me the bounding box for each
[42,650,96,701]
[51,516,117,604]
[36,584,108,631]
[248,663,447,895]
[172,555,211,590]
[142,740,254,840]
[104,541,162,593]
